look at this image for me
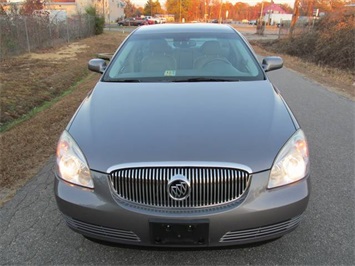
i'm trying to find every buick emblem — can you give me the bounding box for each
[168,174,190,201]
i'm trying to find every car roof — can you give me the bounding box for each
[134,23,237,35]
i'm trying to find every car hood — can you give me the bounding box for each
[68,81,296,173]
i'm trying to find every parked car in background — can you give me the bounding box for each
[55,23,310,247]
[145,16,163,24]
[144,18,154,25]
[117,17,148,26]
[249,20,257,25]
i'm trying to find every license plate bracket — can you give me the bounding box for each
[150,219,209,246]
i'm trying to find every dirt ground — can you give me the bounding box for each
[0,33,127,127]
[0,32,127,205]
[0,30,353,206]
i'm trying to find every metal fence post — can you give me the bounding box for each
[49,22,53,46]
[66,17,70,43]
[87,14,90,37]
[23,17,31,53]
[78,16,82,39]
[15,18,21,54]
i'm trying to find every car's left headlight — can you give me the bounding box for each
[56,130,94,189]
[268,129,309,189]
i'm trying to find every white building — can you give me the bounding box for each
[263,13,293,25]
[261,2,292,25]
[47,0,125,22]
[93,0,126,23]
[5,0,125,22]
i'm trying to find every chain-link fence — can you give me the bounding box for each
[277,20,316,38]
[0,14,95,60]
[253,21,312,39]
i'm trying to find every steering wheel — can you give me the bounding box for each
[202,58,232,68]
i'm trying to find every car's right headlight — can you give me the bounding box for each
[268,129,309,189]
[56,131,94,189]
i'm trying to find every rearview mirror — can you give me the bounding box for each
[88,59,107,74]
[262,56,283,72]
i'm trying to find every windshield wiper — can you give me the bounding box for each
[106,79,141,83]
[172,77,240,82]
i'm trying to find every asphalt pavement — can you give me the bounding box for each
[0,33,354,265]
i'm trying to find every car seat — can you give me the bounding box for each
[141,39,176,72]
[194,40,230,69]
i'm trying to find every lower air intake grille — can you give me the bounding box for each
[220,215,302,243]
[64,215,141,242]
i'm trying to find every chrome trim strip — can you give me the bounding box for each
[107,161,253,174]
[64,215,141,242]
[219,215,302,242]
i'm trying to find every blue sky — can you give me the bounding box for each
[132,0,296,8]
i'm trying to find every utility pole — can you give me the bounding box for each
[102,0,105,21]
[307,0,315,27]
[218,0,223,23]
[179,0,182,23]
[259,2,264,25]
[204,1,207,22]
[289,0,300,38]
[257,2,265,35]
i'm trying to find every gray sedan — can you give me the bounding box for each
[54,23,310,247]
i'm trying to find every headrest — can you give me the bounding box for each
[149,39,171,53]
[201,41,221,55]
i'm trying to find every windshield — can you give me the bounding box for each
[103,31,265,82]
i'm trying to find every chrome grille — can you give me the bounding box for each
[109,166,251,208]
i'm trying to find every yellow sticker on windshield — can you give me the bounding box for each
[164,70,176,76]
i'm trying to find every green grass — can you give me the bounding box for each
[0,74,92,133]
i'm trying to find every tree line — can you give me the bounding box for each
[0,0,40,15]
[1,0,347,23]
[124,0,347,22]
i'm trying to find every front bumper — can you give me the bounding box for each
[54,170,310,247]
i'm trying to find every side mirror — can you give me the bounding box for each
[262,56,283,72]
[88,59,107,74]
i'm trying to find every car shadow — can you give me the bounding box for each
[84,235,281,251]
